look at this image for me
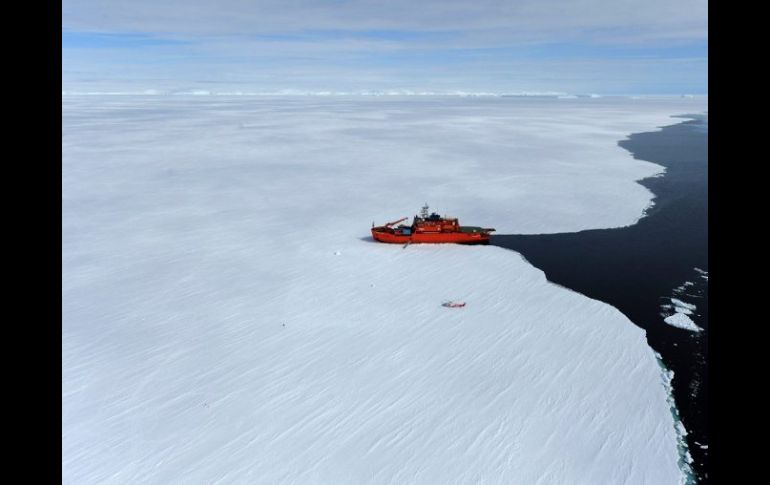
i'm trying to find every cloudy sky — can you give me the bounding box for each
[62,0,707,94]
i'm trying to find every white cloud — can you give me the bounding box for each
[63,0,707,43]
[62,1,707,94]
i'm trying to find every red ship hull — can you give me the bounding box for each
[371,228,491,244]
[371,206,495,245]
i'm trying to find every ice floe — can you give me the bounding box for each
[662,296,703,332]
[694,267,708,280]
[664,312,703,332]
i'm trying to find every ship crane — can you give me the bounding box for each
[384,217,408,227]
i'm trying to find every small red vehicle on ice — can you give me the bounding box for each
[442,301,466,308]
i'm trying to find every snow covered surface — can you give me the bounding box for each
[664,312,702,332]
[658,358,694,476]
[670,298,696,315]
[63,95,706,484]
[662,296,703,333]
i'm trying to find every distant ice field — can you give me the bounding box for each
[63,95,706,484]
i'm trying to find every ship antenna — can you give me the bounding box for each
[420,203,429,219]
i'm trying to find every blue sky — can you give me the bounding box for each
[62,0,707,94]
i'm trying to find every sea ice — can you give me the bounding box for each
[694,267,709,280]
[664,312,703,332]
[672,281,694,294]
[62,95,706,484]
[670,298,697,315]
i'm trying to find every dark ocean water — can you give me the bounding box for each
[491,116,709,483]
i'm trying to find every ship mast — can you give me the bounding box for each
[420,203,429,219]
